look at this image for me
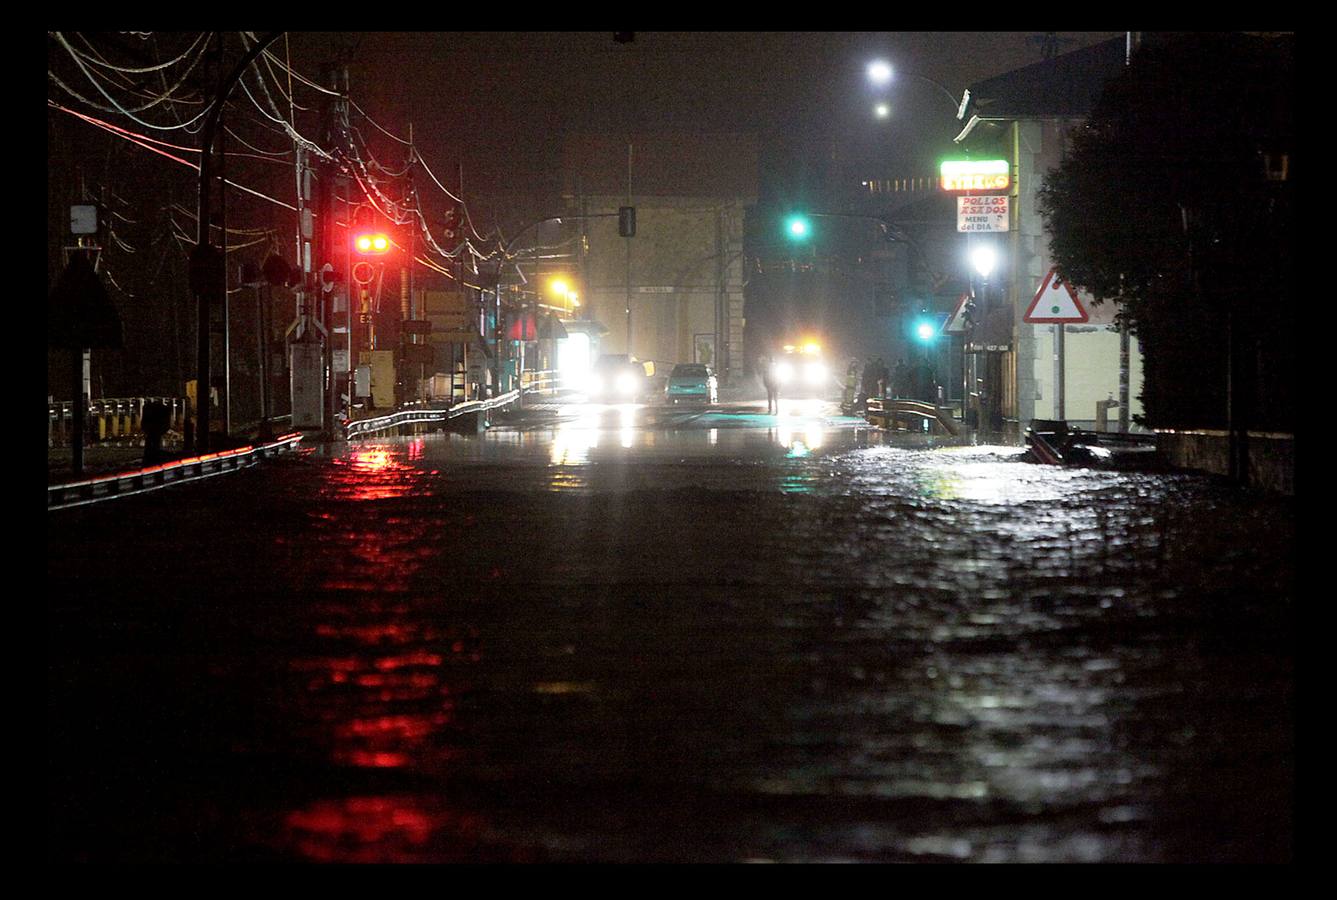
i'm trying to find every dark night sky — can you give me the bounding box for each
[288,32,1123,219]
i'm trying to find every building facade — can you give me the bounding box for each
[955,37,1145,433]
[560,133,756,384]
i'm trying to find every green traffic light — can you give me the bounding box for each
[785,215,811,240]
[911,314,938,343]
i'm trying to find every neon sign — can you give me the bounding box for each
[939,159,1010,192]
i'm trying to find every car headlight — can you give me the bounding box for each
[616,372,637,395]
[804,362,827,385]
[773,361,794,384]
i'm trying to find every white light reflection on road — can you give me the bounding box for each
[773,397,829,457]
[549,405,603,465]
[618,403,637,448]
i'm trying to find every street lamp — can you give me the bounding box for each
[970,244,996,280]
[967,241,1000,431]
[865,59,962,115]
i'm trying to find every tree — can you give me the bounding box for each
[1038,33,1293,432]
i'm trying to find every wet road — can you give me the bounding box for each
[47,399,1294,862]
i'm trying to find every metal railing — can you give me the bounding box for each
[344,389,524,440]
[48,431,305,511]
[866,397,961,435]
[49,397,189,447]
[519,369,563,395]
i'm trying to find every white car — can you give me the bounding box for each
[586,354,648,401]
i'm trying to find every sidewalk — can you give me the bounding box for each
[48,441,173,485]
[47,433,261,485]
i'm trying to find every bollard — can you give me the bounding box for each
[1096,398,1119,433]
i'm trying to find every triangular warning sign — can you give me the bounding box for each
[1024,268,1089,323]
[941,292,972,334]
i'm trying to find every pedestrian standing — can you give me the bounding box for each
[843,358,860,407]
[874,357,890,399]
[892,358,909,398]
[761,354,779,414]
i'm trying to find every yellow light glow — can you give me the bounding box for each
[549,278,570,297]
[802,341,821,355]
[939,159,1011,192]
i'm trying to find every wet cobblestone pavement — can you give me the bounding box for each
[47,402,1294,862]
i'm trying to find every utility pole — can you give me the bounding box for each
[309,58,349,440]
[625,142,633,355]
[191,31,281,453]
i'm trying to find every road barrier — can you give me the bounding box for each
[519,369,563,395]
[47,432,305,511]
[865,397,960,435]
[344,389,523,440]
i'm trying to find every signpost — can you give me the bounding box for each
[1024,267,1089,324]
[941,292,972,335]
[51,205,122,476]
[1025,267,1091,421]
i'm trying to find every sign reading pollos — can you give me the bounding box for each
[957,196,1009,232]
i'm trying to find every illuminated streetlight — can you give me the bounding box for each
[874,102,890,119]
[867,60,892,86]
[971,245,997,279]
[866,58,962,114]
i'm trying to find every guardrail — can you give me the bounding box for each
[519,369,563,395]
[866,398,961,435]
[343,389,523,440]
[48,432,305,511]
[49,397,189,447]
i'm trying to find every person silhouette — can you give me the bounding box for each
[761,355,779,414]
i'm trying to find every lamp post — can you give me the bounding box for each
[969,242,997,432]
[865,59,963,118]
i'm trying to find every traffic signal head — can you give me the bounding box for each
[784,214,811,240]
[353,231,391,254]
[911,312,939,344]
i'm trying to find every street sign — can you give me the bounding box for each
[1024,267,1090,323]
[957,196,1009,232]
[941,293,972,334]
[48,253,122,349]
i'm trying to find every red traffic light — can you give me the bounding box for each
[353,232,391,254]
